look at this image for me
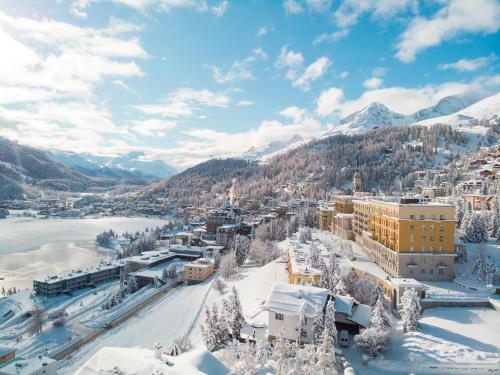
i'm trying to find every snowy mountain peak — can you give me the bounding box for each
[333,102,411,134]
[413,95,476,121]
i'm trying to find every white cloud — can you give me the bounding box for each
[316,87,344,117]
[314,0,417,44]
[179,111,323,166]
[131,119,177,137]
[237,100,254,106]
[279,106,307,122]
[283,0,303,14]
[396,0,500,63]
[293,57,330,91]
[208,48,267,84]
[256,26,267,38]
[134,87,230,118]
[71,0,215,18]
[338,71,349,79]
[212,1,229,17]
[314,29,349,44]
[275,46,304,68]
[275,46,330,91]
[305,0,332,13]
[321,75,500,118]
[439,54,497,72]
[363,77,383,89]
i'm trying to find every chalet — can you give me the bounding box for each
[263,283,371,343]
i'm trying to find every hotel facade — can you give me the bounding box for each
[353,198,456,281]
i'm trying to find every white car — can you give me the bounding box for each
[339,330,349,347]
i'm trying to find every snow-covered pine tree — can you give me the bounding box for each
[461,201,473,231]
[127,275,138,294]
[229,286,244,339]
[323,299,337,345]
[316,327,336,369]
[296,303,306,344]
[309,243,321,268]
[400,288,421,333]
[287,216,299,237]
[464,212,488,243]
[274,333,291,375]
[371,296,391,329]
[311,301,324,344]
[456,199,464,228]
[333,277,347,296]
[484,255,496,286]
[201,307,217,351]
[213,248,221,268]
[488,207,498,239]
[319,263,332,290]
[231,234,250,266]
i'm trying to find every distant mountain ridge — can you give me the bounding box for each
[0,137,146,200]
[46,150,176,180]
[244,94,497,161]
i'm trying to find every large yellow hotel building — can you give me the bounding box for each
[353,197,456,281]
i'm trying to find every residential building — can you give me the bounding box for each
[353,197,456,281]
[317,205,336,231]
[287,242,322,285]
[263,283,371,343]
[206,209,235,234]
[216,223,241,247]
[184,258,215,283]
[33,262,124,297]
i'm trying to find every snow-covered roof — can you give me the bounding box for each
[0,355,56,374]
[390,278,424,289]
[346,302,371,328]
[333,295,355,315]
[32,261,123,284]
[263,282,329,318]
[288,241,322,277]
[74,347,230,375]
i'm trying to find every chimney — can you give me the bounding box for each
[298,289,303,299]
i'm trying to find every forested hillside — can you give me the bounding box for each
[144,123,500,206]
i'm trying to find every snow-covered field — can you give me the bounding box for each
[59,257,289,373]
[350,307,500,374]
[0,216,168,290]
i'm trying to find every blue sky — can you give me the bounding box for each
[0,0,499,169]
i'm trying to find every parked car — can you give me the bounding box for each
[339,330,349,347]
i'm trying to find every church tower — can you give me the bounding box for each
[353,168,361,193]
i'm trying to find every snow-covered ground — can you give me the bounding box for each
[346,307,500,374]
[59,257,289,373]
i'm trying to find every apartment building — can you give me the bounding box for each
[317,205,335,231]
[33,263,123,297]
[353,197,456,281]
[184,258,215,283]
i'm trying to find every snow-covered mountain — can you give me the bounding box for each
[331,102,413,135]
[412,92,500,133]
[413,95,476,121]
[241,134,306,161]
[231,94,498,162]
[46,150,176,180]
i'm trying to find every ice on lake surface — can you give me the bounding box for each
[0,217,169,290]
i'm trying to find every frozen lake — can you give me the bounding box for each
[0,217,169,291]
